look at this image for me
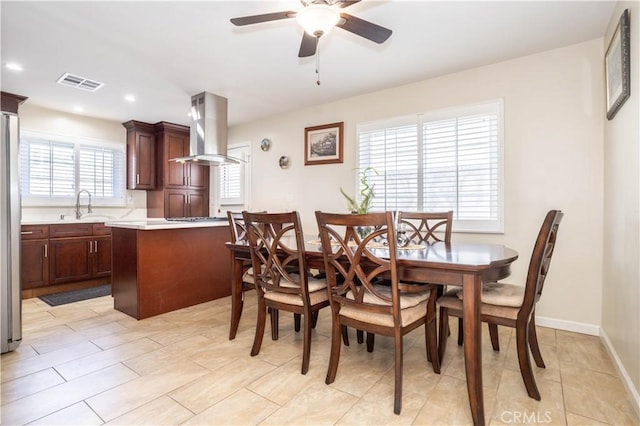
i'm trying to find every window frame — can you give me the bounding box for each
[20,130,126,207]
[355,99,504,234]
[218,142,251,208]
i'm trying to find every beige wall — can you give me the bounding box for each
[18,104,147,222]
[602,1,640,403]
[230,39,605,329]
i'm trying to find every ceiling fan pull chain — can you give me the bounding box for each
[315,40,321,85]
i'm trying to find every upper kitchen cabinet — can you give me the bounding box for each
[123,120,156,190]
[145,121,210,218]
[155,122,208,191]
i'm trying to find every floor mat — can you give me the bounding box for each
[38,284,112,307]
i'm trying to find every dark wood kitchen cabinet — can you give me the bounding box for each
[164,189,208,218]
[146,121,209,218]
[49,223,112,285]
[123,120,156,190]
[20,223,112,294]
[20,225,49,289]
[155,122,208,191]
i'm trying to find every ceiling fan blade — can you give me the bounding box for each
[336,0,361,8]
[230,11,296,26]
[337,13,392,44]
[298,32,318,58]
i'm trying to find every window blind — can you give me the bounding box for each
[219,145,248,206]
[356,100,503,233]
[20,133,126,206]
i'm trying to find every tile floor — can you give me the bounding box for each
[1,292,638,425]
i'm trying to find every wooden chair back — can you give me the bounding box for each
[227,211,248,243]
[398,210,453,244]
[519,209,563,320]
[315,211,401,319]
[242,211,309,299]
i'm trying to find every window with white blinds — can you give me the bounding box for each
[20,132,125,206]
[356,100,503,233]
[219,145,249,206]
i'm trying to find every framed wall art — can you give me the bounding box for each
[304,122,344,166]
[605,9,630,120]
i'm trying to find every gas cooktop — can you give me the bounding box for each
[165,217,227,222]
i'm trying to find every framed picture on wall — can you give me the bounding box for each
[605,9,630,120]
[304,122,344,165]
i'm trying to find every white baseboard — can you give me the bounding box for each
[600,328,640,419]
[535,315,640,418]
[536,315,600,336]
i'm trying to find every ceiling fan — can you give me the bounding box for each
[230,0,392,58]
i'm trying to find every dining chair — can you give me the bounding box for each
[243,211,329,374]
[437,209,563,401]
[315,211,440,414]
[398,210,453,244]
[366,210,454,353]
[228,210,303,339]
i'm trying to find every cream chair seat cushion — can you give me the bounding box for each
[437,282,526,321]
[242,267,256,284]
[340,284,431,327]
[456,282,525,308]
[263,276,328,306]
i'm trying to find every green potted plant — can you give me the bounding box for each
[340,167,377,214]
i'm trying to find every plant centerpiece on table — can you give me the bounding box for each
[340,168,377,238]
[340,167,377,214]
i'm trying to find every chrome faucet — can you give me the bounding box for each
[75,189,93,219]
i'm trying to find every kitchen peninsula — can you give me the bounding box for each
[106,219,231,319]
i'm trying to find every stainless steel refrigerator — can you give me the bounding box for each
[1,111,22,353]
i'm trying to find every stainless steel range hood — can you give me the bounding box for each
[171,92,240,165]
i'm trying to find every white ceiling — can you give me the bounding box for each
[1,1,614,127]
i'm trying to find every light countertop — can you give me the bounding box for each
[22,218,116,225]
[105,219,229,230]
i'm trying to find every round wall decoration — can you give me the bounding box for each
[260,138,271,151]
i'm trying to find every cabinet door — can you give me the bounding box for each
[132,131,156,189]
[187,191,208,217]
[186,163,208,190]
[165,190,188,218]
[94,236,111,278]
[124,121,156,190]
[165,132,188,188]
[21,239,49,289]
[49,237,92,284]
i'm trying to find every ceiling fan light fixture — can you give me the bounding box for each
[296,5,340,37]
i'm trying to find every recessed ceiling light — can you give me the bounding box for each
[6,62,23,72]
[124,94,136,102]
[73,106,84,113]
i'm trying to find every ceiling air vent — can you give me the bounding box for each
[56,72,104,92]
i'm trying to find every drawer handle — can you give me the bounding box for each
[21,231,34,235]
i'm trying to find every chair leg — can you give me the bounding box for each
[426,291,441,373]
[528,316,546,368]
[301,311,312,375]
[311,311,319,328]
[516,322,541,400]
[393,332,403,414]
[341,326,350,346]
[251,296,267,357]
[326,314,343,385]
[366,332,375,353]
[357,329,364,344]
[294,313,301,332]
[270,308,279,340]
[457,317,464,346]
[438,306,449,363]
[488,323,500,351]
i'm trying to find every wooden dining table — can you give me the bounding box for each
[225,238,518,426]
